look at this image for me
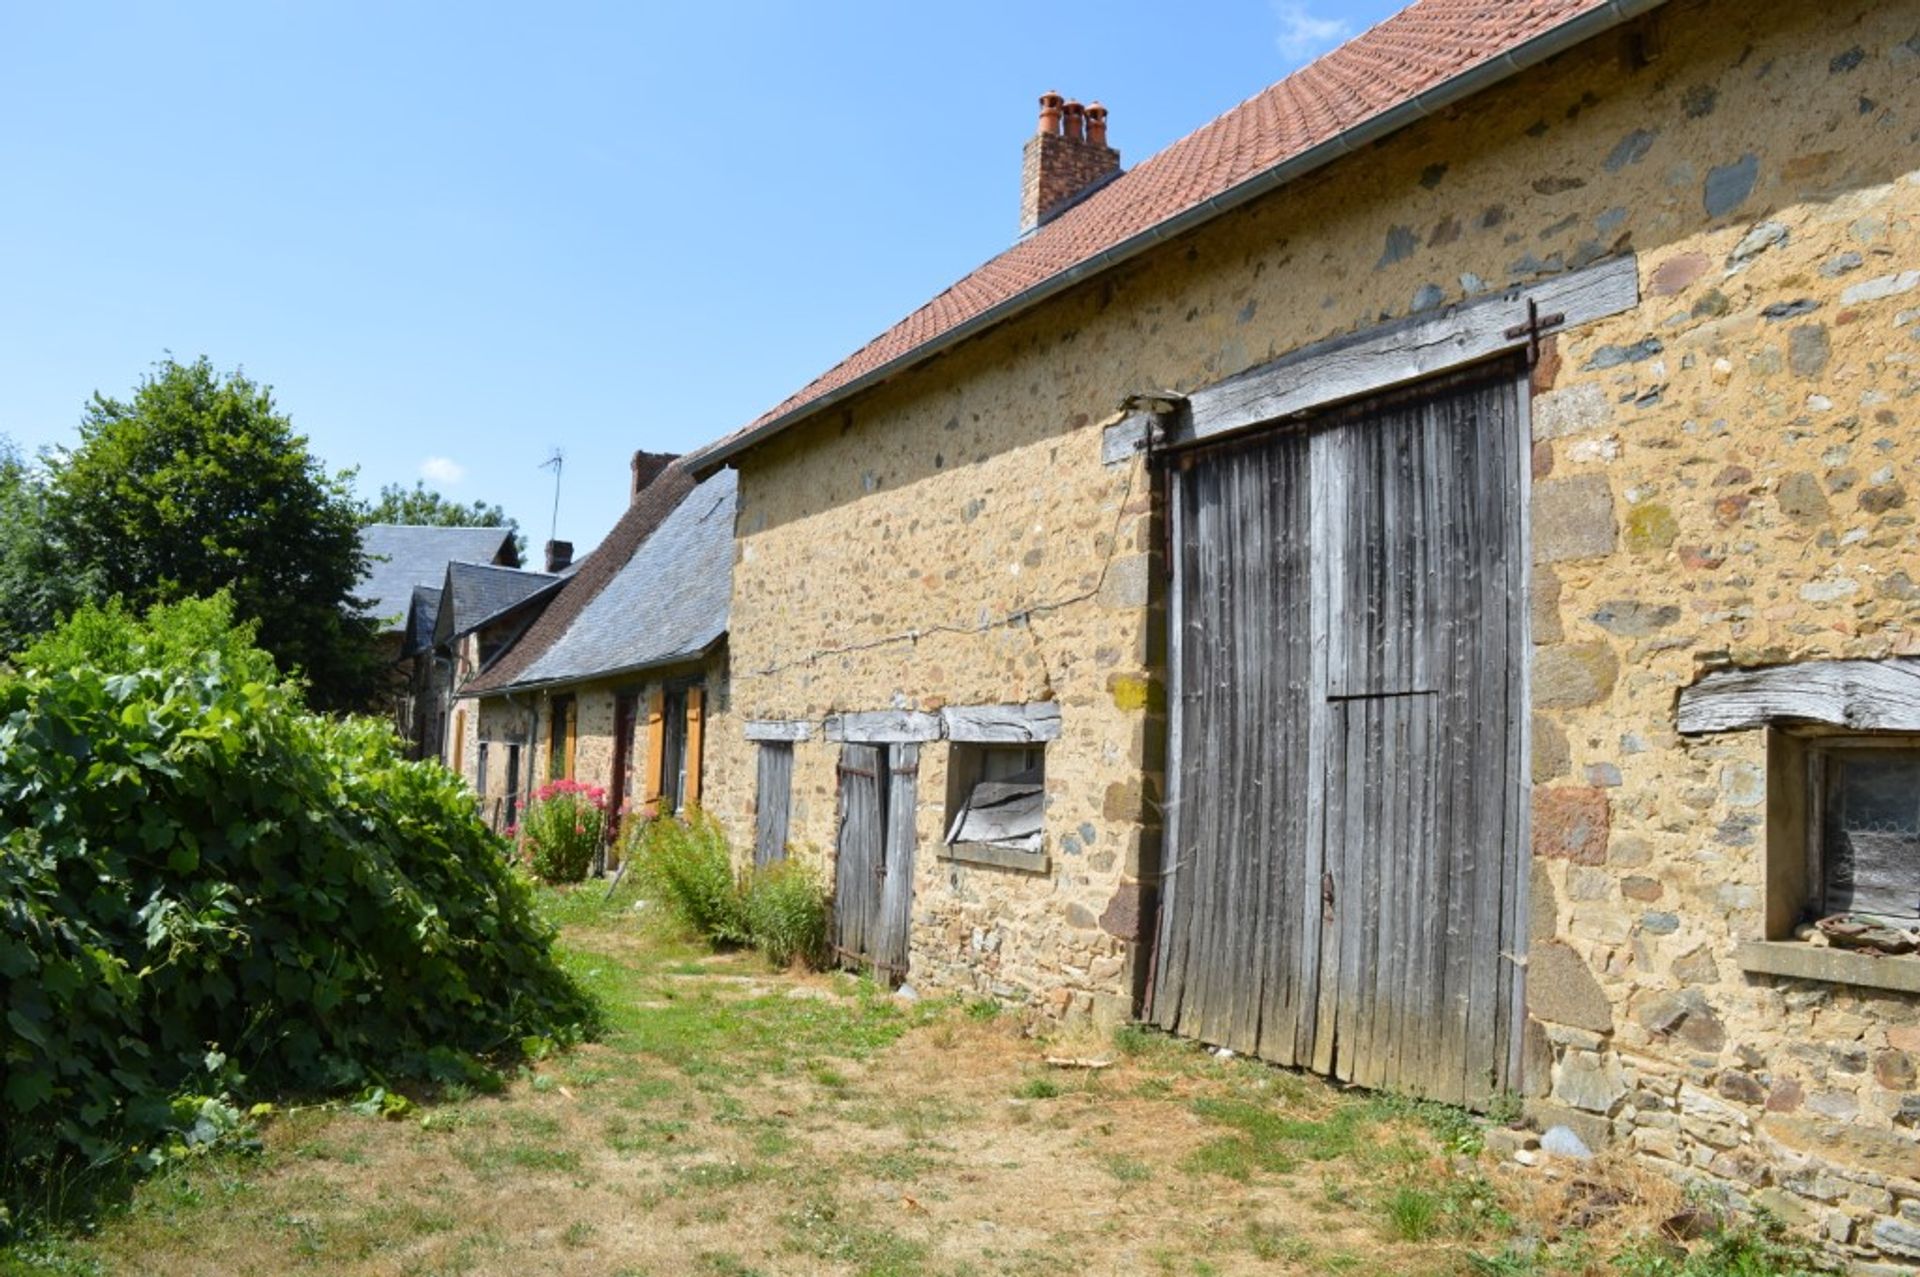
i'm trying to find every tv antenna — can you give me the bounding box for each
[540,448,565,544]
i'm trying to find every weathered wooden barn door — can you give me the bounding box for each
[832,743,918,984]
[833,744,884,972]
[1152,362,1528,1108]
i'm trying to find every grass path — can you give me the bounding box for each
[3,885,1793,1276]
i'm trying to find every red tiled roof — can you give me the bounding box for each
[690,0,1621,469]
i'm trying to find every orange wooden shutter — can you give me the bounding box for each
[563,701,577,779]
[641,689,666,814]
[684,687,705,807]
[452,711,466,773]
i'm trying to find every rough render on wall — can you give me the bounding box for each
[716,0,1919,1259]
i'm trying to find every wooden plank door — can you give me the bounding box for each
[832,744,886,975]
[754,742,794,866]
[831,742,918,985]
[1153,363,1528,1108]
[1312,371,1527,1104]
[1152,428,1317,1066]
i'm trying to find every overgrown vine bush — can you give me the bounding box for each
[0,596,595,1220]
[623,809,827,967]
[519,778,608,883]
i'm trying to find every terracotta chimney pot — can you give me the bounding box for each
[1086,102,1108,148]
[1037,90,1063,136]
[1061,99,1085,143]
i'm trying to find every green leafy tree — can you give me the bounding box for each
[364,480,524,558]
[0,437,89,656]
[45,357,381,710]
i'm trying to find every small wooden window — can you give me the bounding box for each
[943,743,1046,869]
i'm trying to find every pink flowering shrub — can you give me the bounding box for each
[519,778,608,883]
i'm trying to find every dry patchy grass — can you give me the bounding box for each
[1,884,1820,1277]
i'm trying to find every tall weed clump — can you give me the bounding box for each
[741,859,830,969]
[0,596,595,1219]
[624,810,827,967]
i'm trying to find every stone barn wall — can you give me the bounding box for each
[714,0,1919,1259]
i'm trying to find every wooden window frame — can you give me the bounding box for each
[1737,727,1920,994]
[940,742,1048,873]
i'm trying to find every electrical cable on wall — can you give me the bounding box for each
[748,450,1144,680]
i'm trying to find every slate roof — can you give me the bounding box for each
[686,0,1633,474]
[358,525,518,631]
[462,461,698,695]
[500,469,737,691]
[434,562,564,645]
[403,586,442,657]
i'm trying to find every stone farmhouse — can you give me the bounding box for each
[652,0,1920,1262]
[354,522,521,752]
[450,454,738,842]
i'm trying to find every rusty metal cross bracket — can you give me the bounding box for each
[1503,297,1566,369]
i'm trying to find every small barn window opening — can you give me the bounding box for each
[943,743,1046,869]
[476,742,489,799]
[1676,660,1920,989]
[1754,729,1920,976]
[1810,741,1920,927]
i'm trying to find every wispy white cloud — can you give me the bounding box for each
[1273,1,1352,63]
[420,455,466,485]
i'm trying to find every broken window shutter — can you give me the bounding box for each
[685,687,706,806]
[641,689,666,813]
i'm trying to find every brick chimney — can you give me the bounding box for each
[544,539,573,573]
[1020,91,1120,236]
[629,450,678,505]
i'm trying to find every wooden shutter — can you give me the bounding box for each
[684,687,705,807]
[563,701,577,779]
[641,689,666,814]
[754,742,794,866]
[452,711,466,773]
[832,744,885,970]
[874,744,919,985]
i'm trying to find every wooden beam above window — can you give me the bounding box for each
[941,702,1063,744]
[1678,659,1920,735]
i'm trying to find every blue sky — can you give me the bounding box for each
[0,1,1401,550]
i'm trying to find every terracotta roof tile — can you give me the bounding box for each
[691,0,1610,466]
